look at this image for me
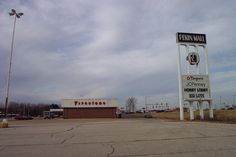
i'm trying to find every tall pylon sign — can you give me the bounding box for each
[176,32,213,120]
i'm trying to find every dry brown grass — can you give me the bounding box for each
[151,111,181,120]
[211,110,236,122]
[151,110,236,123]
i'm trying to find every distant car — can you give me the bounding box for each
[14,115,25,120]
[43,111,55,119]
[14,115,33,120]
[116,109,122,118]
[144,113,153,118]
[26,116,34,120]
[44,115,55,119]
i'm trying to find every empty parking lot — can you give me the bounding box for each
[0,118,236,157]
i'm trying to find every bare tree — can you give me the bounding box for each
[0,102,51,117]
[126,97,137,113]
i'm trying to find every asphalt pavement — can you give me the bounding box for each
[0,118,236,157]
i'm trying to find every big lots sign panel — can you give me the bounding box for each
[182,75,210,100]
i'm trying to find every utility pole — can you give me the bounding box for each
[145,96,147,112]
[220,96,222,108]
[233,94,236,106]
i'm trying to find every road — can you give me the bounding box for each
[0,118,236,157]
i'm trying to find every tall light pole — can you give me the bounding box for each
[233,94,236,106]
[4,9,23,119]
[220,96,222,108]
[145,96,147,112]
[145,96,151,112]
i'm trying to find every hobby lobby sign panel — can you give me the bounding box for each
[182,75,210,100]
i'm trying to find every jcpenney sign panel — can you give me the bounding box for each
[176,32,206,44]
[182,75,210,100]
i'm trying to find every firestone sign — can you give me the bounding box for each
[176,32,206,44]
[61,99,117,108]
[182,75,210,100]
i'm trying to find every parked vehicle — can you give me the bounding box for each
[43,111,55,119]
[14,115,33,120]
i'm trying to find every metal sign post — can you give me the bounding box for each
[176,32,213,120]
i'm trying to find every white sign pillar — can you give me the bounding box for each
[209,100,214,119]
[177,44,184,120]
[199,101,204,120]
[176,32,213,120]
[189,101,194,120]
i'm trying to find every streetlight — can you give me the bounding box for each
[4,9,23,119]
[220,96,222,108]
[145,96,147,111]
[233,94,236,106]
[145,96,151,112]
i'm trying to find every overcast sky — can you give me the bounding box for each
[0,0,236,108]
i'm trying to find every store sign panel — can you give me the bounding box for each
[176,32,206,44]
[182,75,210,100]
[61,99,117,108]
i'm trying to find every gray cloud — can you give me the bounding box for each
[0,0,236,108]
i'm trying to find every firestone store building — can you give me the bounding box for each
[61,99,118,118]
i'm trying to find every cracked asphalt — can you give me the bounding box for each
[0,118,236,157]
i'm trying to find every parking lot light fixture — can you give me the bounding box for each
[4,9,23,121]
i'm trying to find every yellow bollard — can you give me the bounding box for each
[1,119,9,128]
